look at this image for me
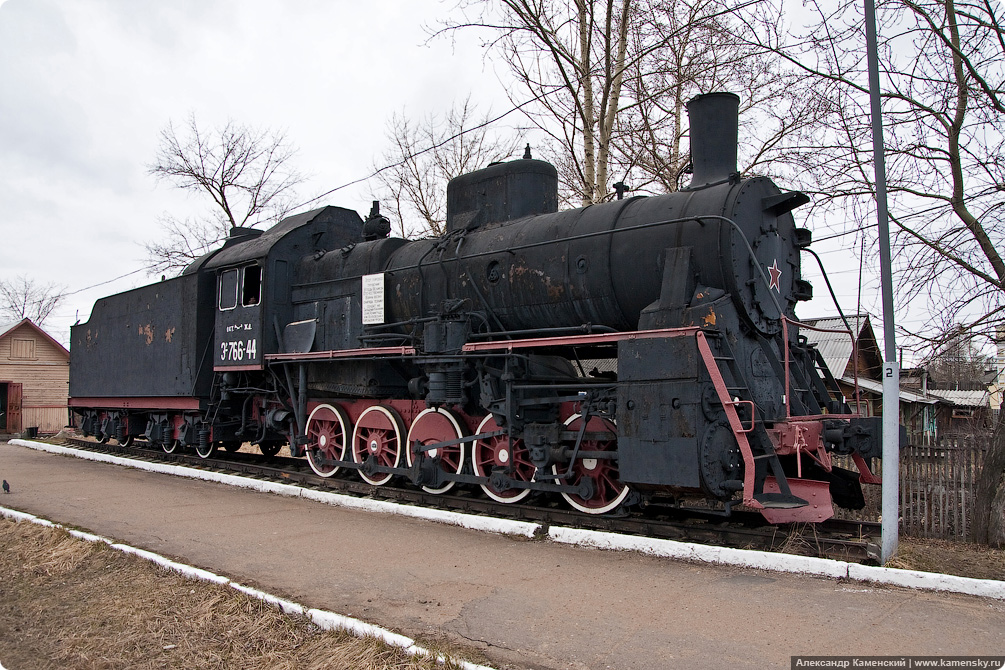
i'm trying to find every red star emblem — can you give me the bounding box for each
[767,259,782,292]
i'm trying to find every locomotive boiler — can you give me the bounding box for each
[69,92,884,522]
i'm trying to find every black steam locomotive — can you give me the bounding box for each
[70,93,883,522]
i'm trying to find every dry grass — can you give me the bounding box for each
[887,537,1005,581]
[760,522,1005,581]
[0,518,468,670]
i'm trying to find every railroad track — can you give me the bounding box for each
[56,436,881,563]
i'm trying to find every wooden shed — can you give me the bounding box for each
[0,318,70,434]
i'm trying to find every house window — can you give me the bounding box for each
[10,338,35,360]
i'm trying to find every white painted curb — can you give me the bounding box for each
[8,439,539,538]
[8,439,1005,601]
[548,526,1005,600]
[0,505,495,670]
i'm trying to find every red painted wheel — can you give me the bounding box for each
[351,405,405,486]
[553,414,630,514]
[305,404,350,477]
[472,415,534,503]
[405,408,466,494]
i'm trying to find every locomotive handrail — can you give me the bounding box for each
[798,247,864,416]
[781,317,863,419]
[694,330,761,509]
[292,213,768,284]
[730,399,756,433]
[699,215,786,321]
[460,326,700,352]
[467,323,618,340]
[265,345,417,362]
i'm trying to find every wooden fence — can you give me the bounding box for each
[835,433,990,541]
[899,436,989,540]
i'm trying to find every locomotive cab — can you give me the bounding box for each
[215,261,265,369]
[204,206,366,372]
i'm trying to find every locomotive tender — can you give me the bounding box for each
[70,93,883,522]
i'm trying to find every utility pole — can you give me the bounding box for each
[863,0,899,563]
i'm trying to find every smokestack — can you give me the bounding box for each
[686,92,740,188]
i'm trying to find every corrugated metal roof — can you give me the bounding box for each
[928,389,990,407]
[846,376,938,404]
[812,336,854,379]
[801,315,869,379]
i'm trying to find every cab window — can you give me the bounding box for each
[219,269,239,310]
[243,265,262,306]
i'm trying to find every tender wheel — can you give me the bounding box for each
[222,441,242,452]
[97,432,109,444]
[119,435,134,447]
[405,408,466,494]
[305,404,350,477]
[553,414,630,514]
[258,442,282,458]
[351,405,405,486]
[195,440,215,459]
[163,439,180,454]
[472,415,534,503]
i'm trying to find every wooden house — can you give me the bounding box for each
[801,314,941,441]
[0,318,70,434]
[801,314,886,416]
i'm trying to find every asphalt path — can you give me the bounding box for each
[2,441,1003,670]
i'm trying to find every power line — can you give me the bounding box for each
[59,267,149,298]
[813,223,878,243]
[55,90,561,302]
[289,87,558,212]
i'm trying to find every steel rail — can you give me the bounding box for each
[57,436,880,563]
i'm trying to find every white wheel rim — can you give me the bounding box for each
[555,414,629,514]
[351,405,404,486]
[405,408,466,494]
[474,415,532,504]
[306,403,350,478]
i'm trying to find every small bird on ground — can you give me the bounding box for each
[2,480,9,494]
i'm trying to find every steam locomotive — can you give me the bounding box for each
[69,93,883,522]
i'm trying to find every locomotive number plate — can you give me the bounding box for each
[220,338,258,362]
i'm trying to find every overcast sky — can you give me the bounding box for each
[0,0,520,341]
[0,0,895,352]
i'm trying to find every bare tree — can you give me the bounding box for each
[741,0,1005,340]
[740,0,1005,545]
[439,0,819,204]
[373,98,524,238]
[142,215,229,276]
[0,276,65,327]
[441,0,630,205]
[924,328,994,391]
[145,114,304,274]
